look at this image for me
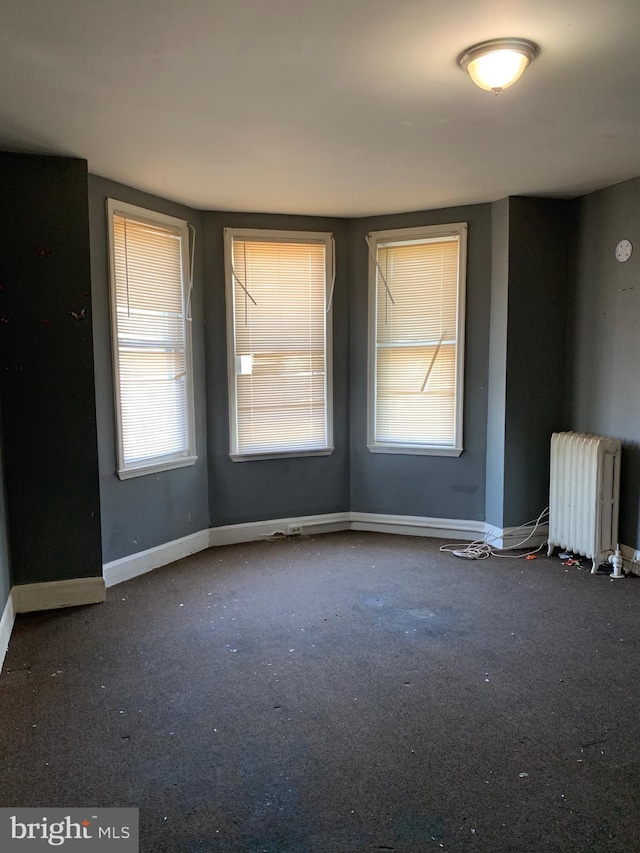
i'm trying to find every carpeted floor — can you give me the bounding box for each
[1,531,640,852]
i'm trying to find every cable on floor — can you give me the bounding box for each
[440,507,549,560]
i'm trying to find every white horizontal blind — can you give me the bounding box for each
[111,210,192,471]
[230,236,329,456]
[375,236,460,447]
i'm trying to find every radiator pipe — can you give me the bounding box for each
[609,545,624,579]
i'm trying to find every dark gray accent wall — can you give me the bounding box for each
[486,198,572,530]
[485,199,510,529]
[567,176,640,549]
[349,204,492,521]
[502,198,572,527]
[0,153,102,584]
[0,394,11,613]
[203,212,350,526]
[89,176,209,563]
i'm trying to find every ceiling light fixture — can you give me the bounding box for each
[457,38,539,94]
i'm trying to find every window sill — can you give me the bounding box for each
[367,444,462,458]
[230,447,334,463]
[117,455,198,480]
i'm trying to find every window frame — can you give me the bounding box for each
[107,198,197,480]
[223,227,334,462]
[367,222,467,457]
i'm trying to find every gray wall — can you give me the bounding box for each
[88,176,210,563]
[1,151,637,592]
[0,153,102,585]
[349,204,492,521]
[502,198,573,528]
[203,212,350,526]
[0,395,11,613]
[567,176,640,548]
[484,199,510,528]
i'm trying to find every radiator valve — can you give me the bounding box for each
[608,546,624,579]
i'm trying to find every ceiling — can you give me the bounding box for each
[1,0,640,217]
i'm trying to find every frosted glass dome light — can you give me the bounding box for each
[457,39,539,94]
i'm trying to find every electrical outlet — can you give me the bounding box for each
[288,525,303,536]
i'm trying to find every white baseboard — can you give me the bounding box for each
[12,576,106,614]
[103,529,211,588]
[208,513,549,552]
[100,512,558,589]
[349,511,486,541]
[209,512,350,547]
[0,590,15,672]
[484,523,549,551]
[618,544,638,570]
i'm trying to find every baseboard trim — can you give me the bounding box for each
[0,590,15,672]
[100,512,565,589]
[209,512,351,547]
[618,544,637,570]
[484,523,549,551]
[103,529,211,588]
[12,577,106,614]
[349,511,486,541]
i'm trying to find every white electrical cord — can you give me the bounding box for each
[440,507,550,560]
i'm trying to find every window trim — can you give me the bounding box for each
[107,198,197,479]
[367,222,467,457]
[223,227,334,462]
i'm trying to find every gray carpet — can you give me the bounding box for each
[1,531,640,852]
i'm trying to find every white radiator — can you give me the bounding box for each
[547,431,621,573]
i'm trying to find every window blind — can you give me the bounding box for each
[111,208,194,474]
[374,235,461,448]
[228,234,331,458]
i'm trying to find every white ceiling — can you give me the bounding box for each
[1,0,640,217]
